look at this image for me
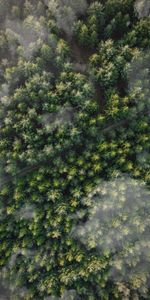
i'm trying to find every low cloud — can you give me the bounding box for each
[45,289,80,300]
[16,204,35,220]
[5,16,48,60]
[45,0,87,36]
[127,50,150,118]
[134,0,150,18]
[9,248,35,267]
[72,174,150,298]
[41,106,75,132]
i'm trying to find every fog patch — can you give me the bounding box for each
[5,16,48,60]
[73,62,87,73]
[72,175,150,298]
[0,281,11,300]
[45,0,87,36]
[137,151,150,169]
[16,204,35,220]
[9,248,35,267]
[0,83,9,101]
[0,83,11,122]
[41,106,75,132]
[45,289,80,300]
[134,0,150,18]
[127,50,150,117]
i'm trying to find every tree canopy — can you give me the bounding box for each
[0,0,150,299]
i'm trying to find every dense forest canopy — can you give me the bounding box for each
[0,0,150,299]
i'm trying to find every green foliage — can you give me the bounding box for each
[74,21,91,47]
[41,44,53,61]
[74,0,138,48]
[125,17,150,48]
[89,40,133,90]
[56,39,70,67]
[0,0,150,299]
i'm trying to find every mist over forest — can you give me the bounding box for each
[0,0,150,299]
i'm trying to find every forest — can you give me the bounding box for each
[0,0,150,299]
